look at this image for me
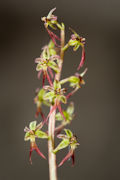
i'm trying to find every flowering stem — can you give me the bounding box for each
[48,26,65,180]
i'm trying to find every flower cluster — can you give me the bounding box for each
[24,8,87,170]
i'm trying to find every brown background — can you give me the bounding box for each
[0,0,120,180]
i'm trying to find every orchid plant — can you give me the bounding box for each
[24,8,87,180]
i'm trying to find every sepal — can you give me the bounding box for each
[56,102,74,123]
[64,129,73,138]
[53,139,69,154]
[24,121,47,164]
[29,121,37,131]
[35,130,48,139]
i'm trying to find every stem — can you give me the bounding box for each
[55,122,67,134]
[48,26,65,180]
[48,108,57,180]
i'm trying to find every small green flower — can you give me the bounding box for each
[24,121,48,164]
[68,73,85,89]
[48,40,57,56]
[60,68,87,89]
[44,80,67,121]
[35,46,60,86]
[41,8,58,29]
[41,8,64,47]
[59,68,87,99]
[44,80,67,104]
[41,7,63,30]
[56,102,74,123]
[63,28,86,70]
[34,88,50,122]
[53,129,79,167]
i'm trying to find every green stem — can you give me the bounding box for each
[48,26,65,180]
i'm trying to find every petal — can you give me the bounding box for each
[52,31,61,41]
[37,70,42,79]
[71,151,75,166]
[46,71,53,86]
[46,28,60,47]
[35,108,39,118]
[40,111,46,124]
[48,67,54,79]
[53,139,69,154]
[57,104,66,121]
[55,124,64,135]
[57,134,68,139]
[29,142,46,164]
[47,7,56,19]
[42,73,46,87]
[69,27,79,39]
[29,147,33,164]
[35,107,46,123]
[66,88,79,99]
[64,129,73,138]
[50,55,60,61]
[35,57,42,63]
[58,149,73,167]
[77,46,85,70]
[35,145,46,160]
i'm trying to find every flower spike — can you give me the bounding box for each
[24,8,87,176]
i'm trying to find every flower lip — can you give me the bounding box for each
[41,7,57,23]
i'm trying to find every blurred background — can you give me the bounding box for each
[0,0,120,180]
